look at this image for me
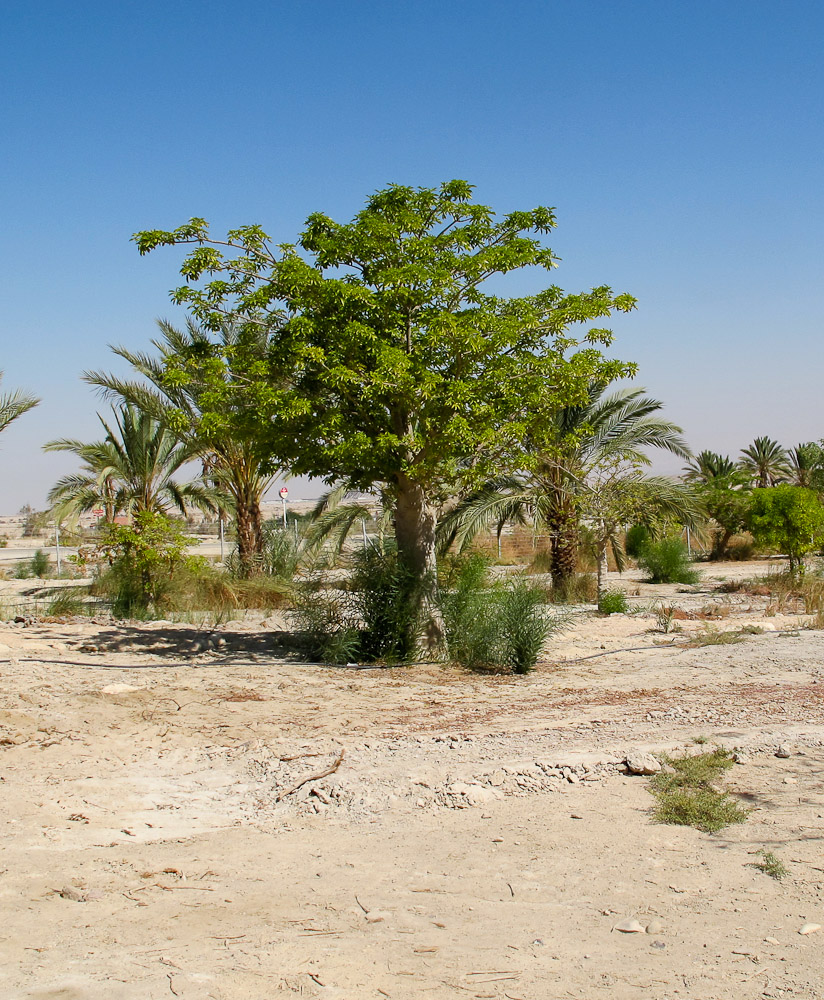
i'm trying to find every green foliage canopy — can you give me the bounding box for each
[133,181,638,499]
[747,485,824,575]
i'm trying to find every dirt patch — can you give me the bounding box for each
[1,560,823,998]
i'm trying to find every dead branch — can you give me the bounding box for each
[276,747,345,801]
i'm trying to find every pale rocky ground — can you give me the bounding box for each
[1,560,823,999]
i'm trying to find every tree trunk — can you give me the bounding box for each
[548,504,579,592]
[235,495,263,576]
[393,475,444,656]
[711,527,733,560]
[596,541,609,600]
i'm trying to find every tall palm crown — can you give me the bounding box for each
[788,442,824,490]
[683,450,738,483]
[440,384,697,585]
[739,437,791,488]
[45,404,215,520]
[84,318,278,569]
[0,371,39,436]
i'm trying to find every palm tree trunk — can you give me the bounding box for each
[235,496,263,575]
[548,505,579,591]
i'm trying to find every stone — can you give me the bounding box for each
[799,922,821,935]
[783,777,798,785]
[626,753,661,775]
[448,782,501,807]
[775,746,792,758]
[646,919,663,935]
[101,683,141,695]
[365,910,390,923]
[732,752,750,764]
[58,886,85,902]
[764,937,780,945]
[614,919,646,933]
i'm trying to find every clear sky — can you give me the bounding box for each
[1,0,822,511]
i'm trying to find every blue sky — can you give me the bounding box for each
[1,0,822,510]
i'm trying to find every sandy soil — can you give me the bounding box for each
[1,561,823,999]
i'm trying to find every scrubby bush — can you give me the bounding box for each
[93,512,189,618]
[30,549,51,578]
[14,549,51,579]
[293,545,420,665]
[624,524,650,559]
[637,537,699,584]
[598,588,628,614]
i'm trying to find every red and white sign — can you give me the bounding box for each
[279,487,289,499]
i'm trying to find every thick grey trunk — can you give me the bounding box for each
[394,477,444,655]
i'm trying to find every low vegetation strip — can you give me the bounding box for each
[649,748,750,833]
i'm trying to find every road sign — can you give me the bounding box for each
[279,487,289,499]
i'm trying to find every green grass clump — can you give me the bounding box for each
[45,591,89,617]
[685,626,747,647]
[649,748,750,833]
[598,589,628,614]
[751,850,788,880]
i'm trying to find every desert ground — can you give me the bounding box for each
[1,560,823,1000]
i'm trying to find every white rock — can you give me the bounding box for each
[626,753,662,775]
[646,919,663,935]
[614,919,646,933]
[775,746,792,758]
[799,922,821,935]
[448,782,502,807]
[101,683,141,694]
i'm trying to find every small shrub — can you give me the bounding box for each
[751,850,788,880]
[292,546,420,665]
[655,604,680,633]
[292,587,361,663]
[624,524,650,559]
[440,557,571,673]
[598,589,628,614]
[649,748,749,833]
[497,578,566,674]
[638,537,699,584]
[30,549,51,578]
[92,512,190,618]
[0,535,7,548]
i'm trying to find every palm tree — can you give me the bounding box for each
[440,384,696,591]
[0,371,39,435]
[84,318,279,573]
[739,437,791,488]
[683,451,738,483]
[44,404,216,521]
[788,442,824,490]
